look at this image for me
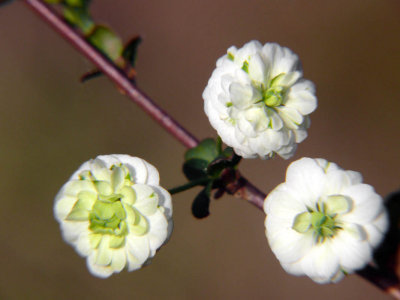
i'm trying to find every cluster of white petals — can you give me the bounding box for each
[54,154,173,278]
[203,41,317,159]
[264,157,388,283]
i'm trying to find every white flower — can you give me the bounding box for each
[264,157,388,283]
[54,154,173,278]
[203,41,317,159]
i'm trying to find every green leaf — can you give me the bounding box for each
[216,136,222,153]
[207,157,231,178]
[122,36,142,68]
[80,69,103,83]
[191,182,212,219]
[65,0,84,6]
[183,158,208,181]
[178,139,241,195]
[185,138,219,163]
[63,0,91,7]
[222,147,233,157]
[208,152,241,178]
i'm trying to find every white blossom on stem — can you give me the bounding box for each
[54,154,173,278]
[203,41,317,159]
[264,157,388,283]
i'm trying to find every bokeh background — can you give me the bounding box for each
[0,0,399,299]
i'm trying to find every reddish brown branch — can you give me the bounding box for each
[221,170,265,210]
[24,0,198,149]
[357,266,400,299]
[232,178,265,210]
[23,0,400,298]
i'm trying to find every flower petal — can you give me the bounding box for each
[341,184,383,224]
[261,43,301,78]
[111,248,127,273]
[265,108,283,130]
[54,195,79,221]
[322,169,351,195]
[248,53,267,84]
[60,221,89,244]
[152,186,173,219]
[332,228,372,272]
[285,80,317,115]
[285,158,326,207]
[95,236,113,266]
[229,82,255,109]
[147,210,169,252]
[276,106,303,129]
[87,252,113,278]
[267,225,313,264]
[300,241,340,283]
[244,107,269,132]
[127,235,150,265]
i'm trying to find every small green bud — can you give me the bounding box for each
[184,138,220,163]
[63,6,94,34]
[263,87,284,107]
[87,26,123,61]
[65,0,84,6]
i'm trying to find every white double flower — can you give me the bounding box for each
[203,41,317,159]
[264,157,388,283]
[54,154,173,278]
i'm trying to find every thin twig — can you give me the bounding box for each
[168,177,210,195]
[24,0,198,149]
[232,178,265,210]
[23,0,400,298]
[357,266,400,299]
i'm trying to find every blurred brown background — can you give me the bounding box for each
[0,0,399,299]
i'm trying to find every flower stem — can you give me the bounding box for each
[23,1,400,298]
[168,178,210,195]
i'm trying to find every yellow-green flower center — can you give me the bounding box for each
[89,198,127,234]
[263,86,285,107]
[292,195,351,243]
[65,164,152,249]
[263,73,287,108]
